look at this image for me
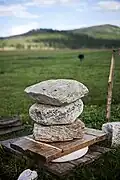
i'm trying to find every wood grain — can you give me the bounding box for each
[10,128,107,162]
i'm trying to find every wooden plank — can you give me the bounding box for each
[11,137,62,162]
[85,150,102,160]
[85,128,107,137]
[70,145,111,167]
[10,129,106,163]
[0,137,112,177]
[44,162,75,176]
[0,116,20,127]
[51,133,106,155]
[0,137,22,156]
[70,155,92,166]
[45,146,111,176]
[89,145,111,154]
[0,126,23,135]
[0,121,22,129]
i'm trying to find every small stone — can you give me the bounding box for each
[33,119,85,142]
[29,99,83,125]
[102,122,120,147]
[24,79,89,106]
[17,169,38,180]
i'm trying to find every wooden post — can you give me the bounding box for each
[106,52,115,122]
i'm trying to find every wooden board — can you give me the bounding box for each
[0,116,23,135]
[42,145,111,176]
[11,137,62,162]
[0,126,23,135]
[10,128,107,163]
[0,121,22,129]
[0,116,21,127]
[0,138,111,177]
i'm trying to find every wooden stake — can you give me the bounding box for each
[106,52,115,121]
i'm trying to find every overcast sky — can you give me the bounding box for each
[0,0,120,37]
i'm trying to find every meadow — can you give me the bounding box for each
[0,49,120,180]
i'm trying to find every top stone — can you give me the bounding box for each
[24,79,89,106]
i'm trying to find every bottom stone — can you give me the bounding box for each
[33,119,85,142]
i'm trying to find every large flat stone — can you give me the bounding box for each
[33,119,85,142]
[25,79,89,106]
[29,99,83,125]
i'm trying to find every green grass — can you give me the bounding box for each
[0,49,120,180]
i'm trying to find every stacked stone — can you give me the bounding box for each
[24,79,89,142]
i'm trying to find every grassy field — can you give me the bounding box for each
[0,49,120,180]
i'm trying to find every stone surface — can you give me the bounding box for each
[102,122,120,147]
[29,99,83,125]
[17,169,38,180]
[24,79,89,106]
[33,119,85,142]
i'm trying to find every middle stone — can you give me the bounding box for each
[29,99,83,125]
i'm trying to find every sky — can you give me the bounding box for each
[0,0,120,37]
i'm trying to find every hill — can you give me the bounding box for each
[0,24,120,50]
[70,24,120,40]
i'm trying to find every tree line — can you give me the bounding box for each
[32,32,120,49]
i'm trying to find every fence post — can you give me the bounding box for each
[106,52,115,122]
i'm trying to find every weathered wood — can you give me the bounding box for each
[0,116,23,135]
[85,150,101,160]
[51,133,106,155]
[44,145,111,176]
[89,145,111,153]
[70,145,110,166]
[11,137,62,162]
[10,128,107,163]
[0,137,112,177]
[0,121,22,129]
[70,155,92,166]
[44,162,75,176]
[106,53,115,121]
[0,126,23,135]
[0,116,21,127]
[0,137,22,156]
[85,128,107,137]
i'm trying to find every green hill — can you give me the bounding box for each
[70,24,120,40]
[0,24,120,50]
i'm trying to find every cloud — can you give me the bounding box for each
[75,2,88,12]
[97,1,120,11]
[25,0,77,6]
[0,4,39,18]
[10,22,40,35]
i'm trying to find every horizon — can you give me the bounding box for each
[0,23,120,38]
[0,0,120,37]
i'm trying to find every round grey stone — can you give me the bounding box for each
[29,99,83,125]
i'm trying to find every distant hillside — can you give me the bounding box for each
[0,24,120,50]
[70,24,120,40]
